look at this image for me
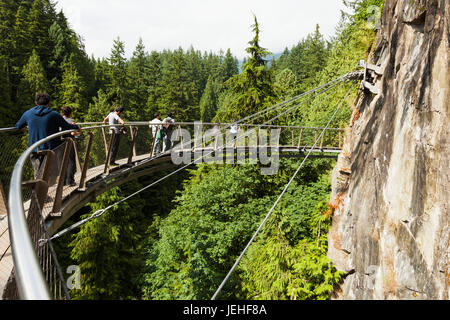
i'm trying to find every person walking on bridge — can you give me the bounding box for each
[15,93,81,180]
[150,112,162,155]
[162,112,175,152]
[103,107,125,166]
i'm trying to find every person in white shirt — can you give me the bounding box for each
[103,107,125,165]
[150,112,162,154]
[230,120,239,148]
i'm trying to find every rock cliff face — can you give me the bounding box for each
[327,0,449,299]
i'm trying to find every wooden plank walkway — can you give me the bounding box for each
[0,152,153,297]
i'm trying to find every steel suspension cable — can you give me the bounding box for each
[211,80,357,300]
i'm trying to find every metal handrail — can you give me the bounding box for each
[8,129,77,300]
[0,127,20,133]
[1,122,346,131]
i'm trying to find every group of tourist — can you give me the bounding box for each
[103,108,175,164]
[14,92,176,187]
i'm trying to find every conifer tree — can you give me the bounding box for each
[215,15,276,122]
[58,55,87,118]
[28,0,57,73]
[186,46,204,101]
[48,20,72,88]
[85,89,111,122]
[0,0,16,61]
[93,57,110,95]
[19,50,49,108]
[220,48,239,82]
[0,56,12,125]
[107,38,129,109]
[199,75,220,122]
[11,5,32,84]
[145,51,163,117]
[128,38,150,120]
[159,48,199,121]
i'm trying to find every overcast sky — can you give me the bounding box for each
[54,0,348,60]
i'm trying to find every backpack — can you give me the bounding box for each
[163,118,174,132]
[157,128,165,139]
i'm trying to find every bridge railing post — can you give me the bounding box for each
[129,126,137,158]
[51,139,72,216]
[268,128,271,147]
[298,128,303,148]
[72,138,82,174]
[320,130,325,150]
[314,129,318,147]
[127,126,138,165]
[21,149,56,212]
[104,131,115,175]
[0,180,7,220]
[150,126,157,158]
[101,127,108,158]
[78,131,94,191]
[291,129,295,147]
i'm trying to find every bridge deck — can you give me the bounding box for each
[0,152,153,296]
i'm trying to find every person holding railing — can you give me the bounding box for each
[162,112,175,152]
[150,112,162,154]
[15,93,81,180]
[103,107,125,166]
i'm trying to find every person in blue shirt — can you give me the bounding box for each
[15,93,81,179]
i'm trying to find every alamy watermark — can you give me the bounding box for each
[66,265,81,290]
[168,122,280,175]
[366,5,382,30]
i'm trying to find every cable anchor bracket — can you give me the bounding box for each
[358,60,384,95]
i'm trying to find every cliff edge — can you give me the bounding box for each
[328,0,449,299]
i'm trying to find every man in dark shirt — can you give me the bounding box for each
[15,93,81,179]
[162,112,175,152]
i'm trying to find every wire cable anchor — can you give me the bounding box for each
[358,59,384,95]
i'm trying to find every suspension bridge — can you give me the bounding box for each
[0,68,375,300]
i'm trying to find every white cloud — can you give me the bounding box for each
[54,0,347,59]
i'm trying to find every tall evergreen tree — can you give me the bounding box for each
[199,75,220,122]
[93,57,110,95]
[85,89,111,122]
[186,46,204,102]
[48,20,73,89]
[275,24,329,93]
[11,5,32,89]
[0,0,16,63]
[128,38,150,120]
[0,56,12,125]
[58,55,87,118]
[28,0,57,77]
[107,38,129,109]
[159,48,199,121]
[214,15,276,122]
[19,49,49,108]
[145,51,163,117]
[220,48,239,82]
